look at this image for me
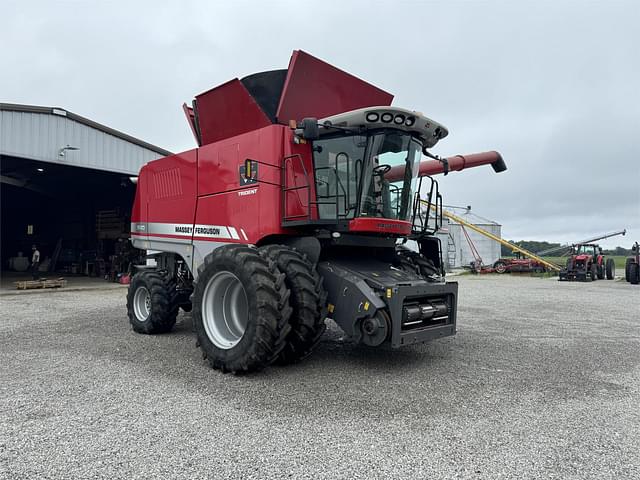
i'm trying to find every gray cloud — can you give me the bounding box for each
[2,0,638,247]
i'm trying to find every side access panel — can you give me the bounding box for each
[130,150,198,269]
[193,125,291,273]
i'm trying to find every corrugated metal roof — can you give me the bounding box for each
[0,103,172,175]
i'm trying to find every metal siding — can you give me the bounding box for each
[436,219,502,269]
[0,110,164,175]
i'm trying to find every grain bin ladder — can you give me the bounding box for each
[421,200,561,272]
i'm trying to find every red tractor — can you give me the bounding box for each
[493,252,546,274]
[559,243,615,282]
[625,242,639,284]
[126,51,507,373]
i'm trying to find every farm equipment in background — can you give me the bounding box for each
[536,229,626,256]
[625,242,639,284]
[559,243,615,282]
[493,251,547,274]
[424,203,561,273]
[125,50,508,373]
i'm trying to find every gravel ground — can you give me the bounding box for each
[0,275,638,479]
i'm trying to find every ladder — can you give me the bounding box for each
[422,200,561,272]
[446,234,456,269]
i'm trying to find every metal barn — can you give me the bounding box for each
[436,211,502,270]
[1,103,170,279]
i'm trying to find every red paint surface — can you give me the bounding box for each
[182,103,200,146]
[386,151,503,182]
[131,149,198,228]
[195,79,272,145]
[348,217,411,236]
[276,50,393,123]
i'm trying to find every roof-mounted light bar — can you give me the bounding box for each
[318,106,449,148]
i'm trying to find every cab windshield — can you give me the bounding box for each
[312,131,421,221]
[576,245,597,256]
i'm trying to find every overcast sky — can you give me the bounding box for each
[2,0,638,248]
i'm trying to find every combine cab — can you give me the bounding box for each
[125,50,507,373]
[559,243,615,282]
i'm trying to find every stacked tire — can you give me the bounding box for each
[193,245,326,373]
[127,270,180,334]
[127,245,327,374]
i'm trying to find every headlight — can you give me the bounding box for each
[394,114,405,124]
[405,116,415,127]
[365,112,379,122]
[381,112,393,123]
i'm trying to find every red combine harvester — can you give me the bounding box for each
[559,243,615,282]
[126,50,507,373]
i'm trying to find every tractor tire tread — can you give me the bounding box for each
[126,270,179,334]
[259,245,326,365]
[193,245,292,374]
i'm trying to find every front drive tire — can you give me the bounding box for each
[127,271,179,334]
[193,245,292,374]
[260,245,327,364]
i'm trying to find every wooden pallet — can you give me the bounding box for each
[14,278,68,290]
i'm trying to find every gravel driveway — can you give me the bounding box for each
[1,275,638,479]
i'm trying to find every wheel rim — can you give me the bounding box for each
[133,286,151,322]
[202,271,249,349]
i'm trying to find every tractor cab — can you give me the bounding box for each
[574,244,599,259]
[290,106,448,237]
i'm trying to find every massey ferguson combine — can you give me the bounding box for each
[127,50,507,373]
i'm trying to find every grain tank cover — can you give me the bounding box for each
[275,50,393,123]
[190,50,394,146]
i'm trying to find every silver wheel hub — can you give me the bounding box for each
[133,286,151,322]
[202,271,249,349]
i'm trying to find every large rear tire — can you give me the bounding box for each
[605,258,615,280]
[597,263,605,280]
[260,245,326,364]
[192,245,292,374]
[630,263,639,285]
[625,258,633,282]
[127,270,179,334]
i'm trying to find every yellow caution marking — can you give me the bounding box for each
[364,301,370,311]
[386,288,392,298]
[327,303,335,313]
